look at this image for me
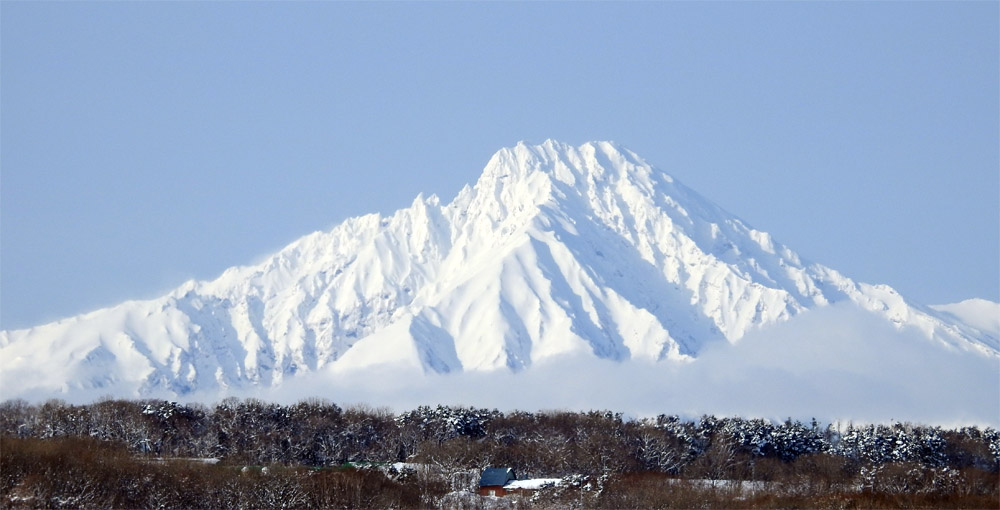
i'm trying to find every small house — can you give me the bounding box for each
[479,467,516,497]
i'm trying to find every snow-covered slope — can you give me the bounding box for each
[2,140,997,400]
[931,299,1000,338]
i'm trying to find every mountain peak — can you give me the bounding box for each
[1,141,996,401]
[473,140,672,214]
[494,139,648,177]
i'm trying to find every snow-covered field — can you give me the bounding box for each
[503,478,562,490]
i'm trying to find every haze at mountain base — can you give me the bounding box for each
[248,303,997,427]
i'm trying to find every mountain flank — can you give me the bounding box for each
[2,140,996,401]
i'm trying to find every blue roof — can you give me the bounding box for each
[480,467,516,486]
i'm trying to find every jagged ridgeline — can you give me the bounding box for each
[1,399,998,508]
[1,141,996,399]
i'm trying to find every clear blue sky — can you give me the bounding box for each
[2,2,997,330]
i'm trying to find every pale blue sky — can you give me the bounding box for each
[2,1,998,330]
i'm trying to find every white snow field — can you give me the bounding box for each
[930,299,1000,338]
[1,141,997,424]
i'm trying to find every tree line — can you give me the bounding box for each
[1,397,998,508]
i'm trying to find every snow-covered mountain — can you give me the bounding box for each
[2,140,997,400]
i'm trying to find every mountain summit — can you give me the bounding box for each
[2,141,997,399]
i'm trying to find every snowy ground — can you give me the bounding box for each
[503,478,563,490]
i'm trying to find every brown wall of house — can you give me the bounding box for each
[479,485,507,497]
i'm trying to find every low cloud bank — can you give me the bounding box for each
[252,303,998,427]
[30,303,995,427]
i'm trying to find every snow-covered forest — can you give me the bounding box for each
[1,398,997,508]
